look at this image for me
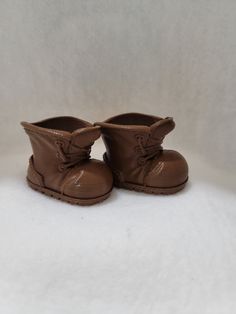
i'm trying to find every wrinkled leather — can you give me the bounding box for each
[95,113,188,188]
[21,116,113,199]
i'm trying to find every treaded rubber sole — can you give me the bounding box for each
[27,178,112,206]
[114,178,188,195]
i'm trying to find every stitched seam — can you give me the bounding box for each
[28,157,44,186]
[60,167,74,194]
[30,166,41,185]
[103,153,124,182]
[25,128,69,140]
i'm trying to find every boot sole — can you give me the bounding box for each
[114,178,188,195]
[27,178,112,206]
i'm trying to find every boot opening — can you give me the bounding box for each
[105,113,160,126]
[34,117,91,132]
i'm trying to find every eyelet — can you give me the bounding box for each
[138,157,146,166]
[135,134,144,141]
[55,140,64,147]
[58,164,65,172]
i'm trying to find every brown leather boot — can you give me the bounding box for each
[95,113,188,194]
[21,117,113,205]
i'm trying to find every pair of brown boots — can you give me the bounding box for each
[21,113,188,205]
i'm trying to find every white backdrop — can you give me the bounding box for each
[0,1,236,314]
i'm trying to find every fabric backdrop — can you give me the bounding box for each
[0,0,236,171]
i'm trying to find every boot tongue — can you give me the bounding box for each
[70,126,101,148]
[150,117,175,139]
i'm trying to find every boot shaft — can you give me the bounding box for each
[21,116,100,178]
[95,113,175,183]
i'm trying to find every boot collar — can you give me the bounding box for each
[21,116,101,144]
[95,112,175,138]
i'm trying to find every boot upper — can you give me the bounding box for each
[95,113,188,188]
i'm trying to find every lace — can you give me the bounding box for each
[55,140,91,171]
[136,135,163,165]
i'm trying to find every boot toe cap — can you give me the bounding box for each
[62,159,113,199]
[145,150,188,188]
